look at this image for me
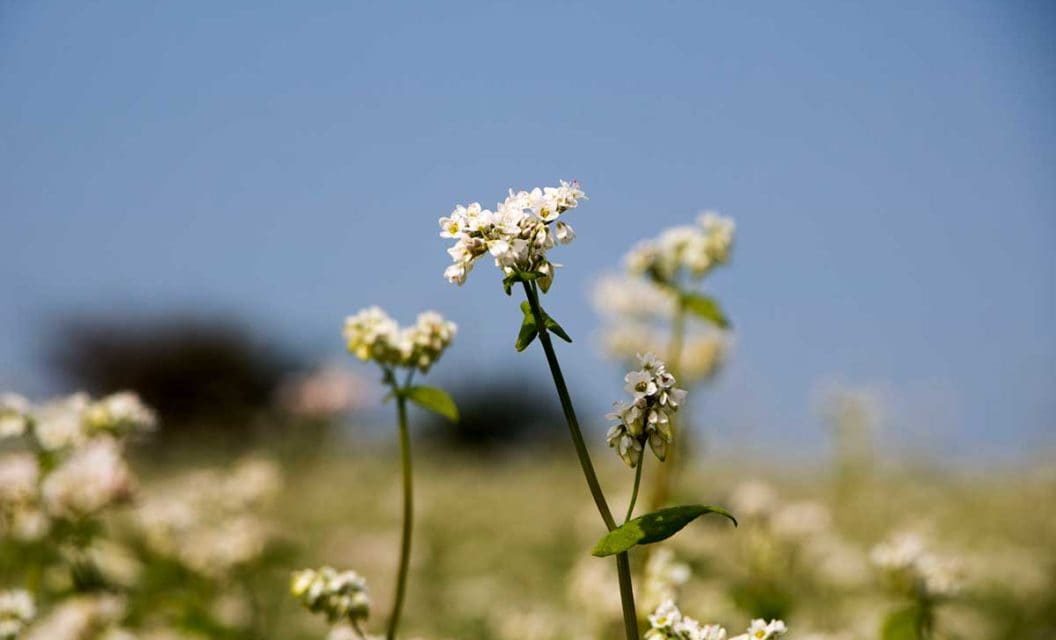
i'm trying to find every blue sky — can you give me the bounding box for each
[2,1,1053,458]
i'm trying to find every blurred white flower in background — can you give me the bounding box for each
[42,438,134,519]
[0,589,35,640]
[276,365,370,418]
[0,394,30,439]
[871,532,962,599]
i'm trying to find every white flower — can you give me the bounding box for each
[626,212,735,284]
[439,180,584,288]
[291,567,370,624]
[32,393,91,451]
[0,394,29,439]
[344,307,456,373]
[83,392,157,438]
[871,532,961,598]
[732,619,787,640]
[625,371,658,401]
[0,589,34,640]
[645,600,733,640]
[608,355,686,466]
[42,438,134,518]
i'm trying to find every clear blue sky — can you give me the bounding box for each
[2,1,1053,459]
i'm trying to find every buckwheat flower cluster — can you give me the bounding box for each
[871,533,961,599]
[0,394,29,439]
[134,457,281,578]
[439,180,584,289]
[645,600,728,640]
[41,437,134,519]
[0,589,34,640]
[290,567,370,625]
[646,601,788,640]
[606,353,687,467]
[626,212,735,285]
[83,392,157,438]
[343,307,456,373]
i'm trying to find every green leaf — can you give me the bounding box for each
[591,504,736,557]
[543,315,572,343]
[682,292,730,329]
[515,313,538,352]
[404,386,459,422]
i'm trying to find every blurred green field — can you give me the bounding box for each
[202,441,1056,640]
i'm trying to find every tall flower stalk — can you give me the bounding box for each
[439,181,735,639]
[521,278,642,639]
[295,307,459,640]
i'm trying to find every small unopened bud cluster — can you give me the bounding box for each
[439,180,584,289]
[606,353,687,467]
[0,589,35,640]
[343,307,456,373]
[646,600,787,640]
[626,212,734,285]
[290,567,370,625]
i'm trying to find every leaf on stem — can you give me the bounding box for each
[515,313,538,352]
[681,292,731,329]
[543,315,572,343]
[591,504,737,557]
[403,385,459,422]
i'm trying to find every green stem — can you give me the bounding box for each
[522,280,641,640]
[387,390,414,640]
[649,297,688,511]
[625,454,642,523]
[625,454,645,523]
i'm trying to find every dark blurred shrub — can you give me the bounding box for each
[423,379,565,451]
[48,314,296,443]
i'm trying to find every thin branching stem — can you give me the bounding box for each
[522,280,641,640]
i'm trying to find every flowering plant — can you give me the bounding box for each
[292,306,459,640]
[439,181,736,639]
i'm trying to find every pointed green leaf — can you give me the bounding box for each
[591,504,736,557]
[404,386,459,422]
[682,293,730,329]
[515,313,538,352]
[543,315,572,343]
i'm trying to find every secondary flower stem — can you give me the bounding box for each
[625,455,645,523]
[522,280,641,640]
[387,387,414,640]
[649,296,688,511]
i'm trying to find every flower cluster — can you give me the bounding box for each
[439,180,584,288]
[646,600,787,640]
[599,322,727,382]
[41,438,134,519]
[134,457,281,578]
[290,567,370,625]
[606,353,687,467]
[871,533,961,599]
[0,391,153,538]
[0,394,29,439]
[82,392,157,439]
[0,589,34,640]
[344,307,456,373]
[626,212,735,285]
